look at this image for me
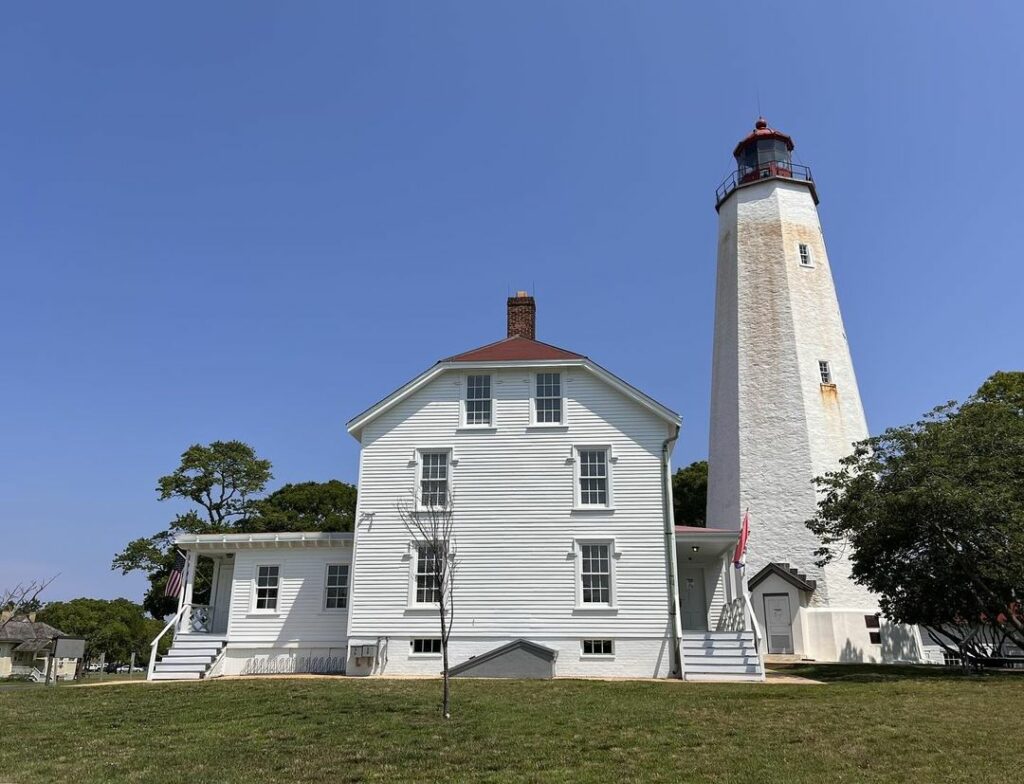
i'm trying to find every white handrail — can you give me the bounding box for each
[148,602,190,681]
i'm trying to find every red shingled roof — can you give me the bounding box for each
[732,116,795,157]
[443,336,585,363]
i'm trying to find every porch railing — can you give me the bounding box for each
[147,602,190,680]
[185,604,212,634]
[715,161,816,207]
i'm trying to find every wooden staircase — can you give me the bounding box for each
[150,634,226,681]
[681,631,764,682]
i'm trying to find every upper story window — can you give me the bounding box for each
[580,543,612,605]
[419,451,449,507]
[415,545,441,604]
[818,360,832,385]
[254,565,280,611]
[324,563,349,610]
[578,448,609,506]
[464,374,492,426]
[798,243,812,267]
[535,372,562,424]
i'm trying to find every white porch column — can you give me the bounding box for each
[177,550,198,633]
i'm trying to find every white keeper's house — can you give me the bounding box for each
[149,293,763,682]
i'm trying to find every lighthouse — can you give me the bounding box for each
[706,118,889,662]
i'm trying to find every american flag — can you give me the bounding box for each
[164,550,186,597]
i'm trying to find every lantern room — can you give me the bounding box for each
[715,117,817,209]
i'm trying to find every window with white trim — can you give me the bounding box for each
[582,639,614,656]
[535,372,562,424]
[419,451,449,507]
[411,638,442,655]
[577,448,609,506]
[324,563,349,610]
[464,374,492,426]
[254,565,279,611]
[580,543,612,605]
[415,545,441,604]
[818,360,832,384]
[798,243,812,267]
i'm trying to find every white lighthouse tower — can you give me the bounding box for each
[706,118,886,662]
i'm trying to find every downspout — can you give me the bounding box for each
[661,425,684,679]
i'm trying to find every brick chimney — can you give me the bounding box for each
[507,291,536,340]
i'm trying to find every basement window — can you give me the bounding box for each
[582,639,614,656]
[818,360,833,385]
[410,638,442,655]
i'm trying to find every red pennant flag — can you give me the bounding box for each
[733,510,750,567]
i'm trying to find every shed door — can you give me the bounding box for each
[764,594,793,654]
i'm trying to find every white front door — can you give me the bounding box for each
[680,568,708,631]
[211,559,234,635]
[764,594,794,654]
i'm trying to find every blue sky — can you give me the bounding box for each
[2,2,1021,603]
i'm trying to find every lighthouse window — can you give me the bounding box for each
[818,361,833,385]
[799,244,812,267]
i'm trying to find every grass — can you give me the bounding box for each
[0,666,1020,783]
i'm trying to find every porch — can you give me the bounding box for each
[148,546,235,680]
[675,526,764,681]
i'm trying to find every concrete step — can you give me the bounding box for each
[150,670,203,681]
[682,642,755,653]
[682,632,754,641]
[154,663,209,674]
[161,655,215,666]
[172,637,226,649]
[685,662,762,674]
[683,655,760,666]
[167,647,220,658]
[685,672,764,682]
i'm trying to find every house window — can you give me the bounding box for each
[943,651,962,667]
[869,632,882,645]
[324,564,349,610]
[535,372,562,424]
[799,243,812,267]
[582,639,614,656]
[419,451,449,507]
[465,374,492,426]
[255,565,279,611]
[577,448,610,506]
[415,545,441,604]
[411,638,442,655]
[818,360,832,385]
[864,614,880,629]
[580,543,612,605]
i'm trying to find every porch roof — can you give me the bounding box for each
[175,532,353,551]
[674,526,740,558]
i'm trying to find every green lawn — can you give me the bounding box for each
[0,666,1020,783]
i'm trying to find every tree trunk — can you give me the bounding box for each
[440,597,451,719]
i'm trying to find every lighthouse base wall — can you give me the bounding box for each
[751,574,924,663]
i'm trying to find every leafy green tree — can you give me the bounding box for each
[113,441,273,618]
[245,480,357,532]
[807,371,1024,660]
[37,598,166,664]
[672,460,708,527]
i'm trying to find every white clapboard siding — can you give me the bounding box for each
[226,548,351,646]
[349,366,676,643]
